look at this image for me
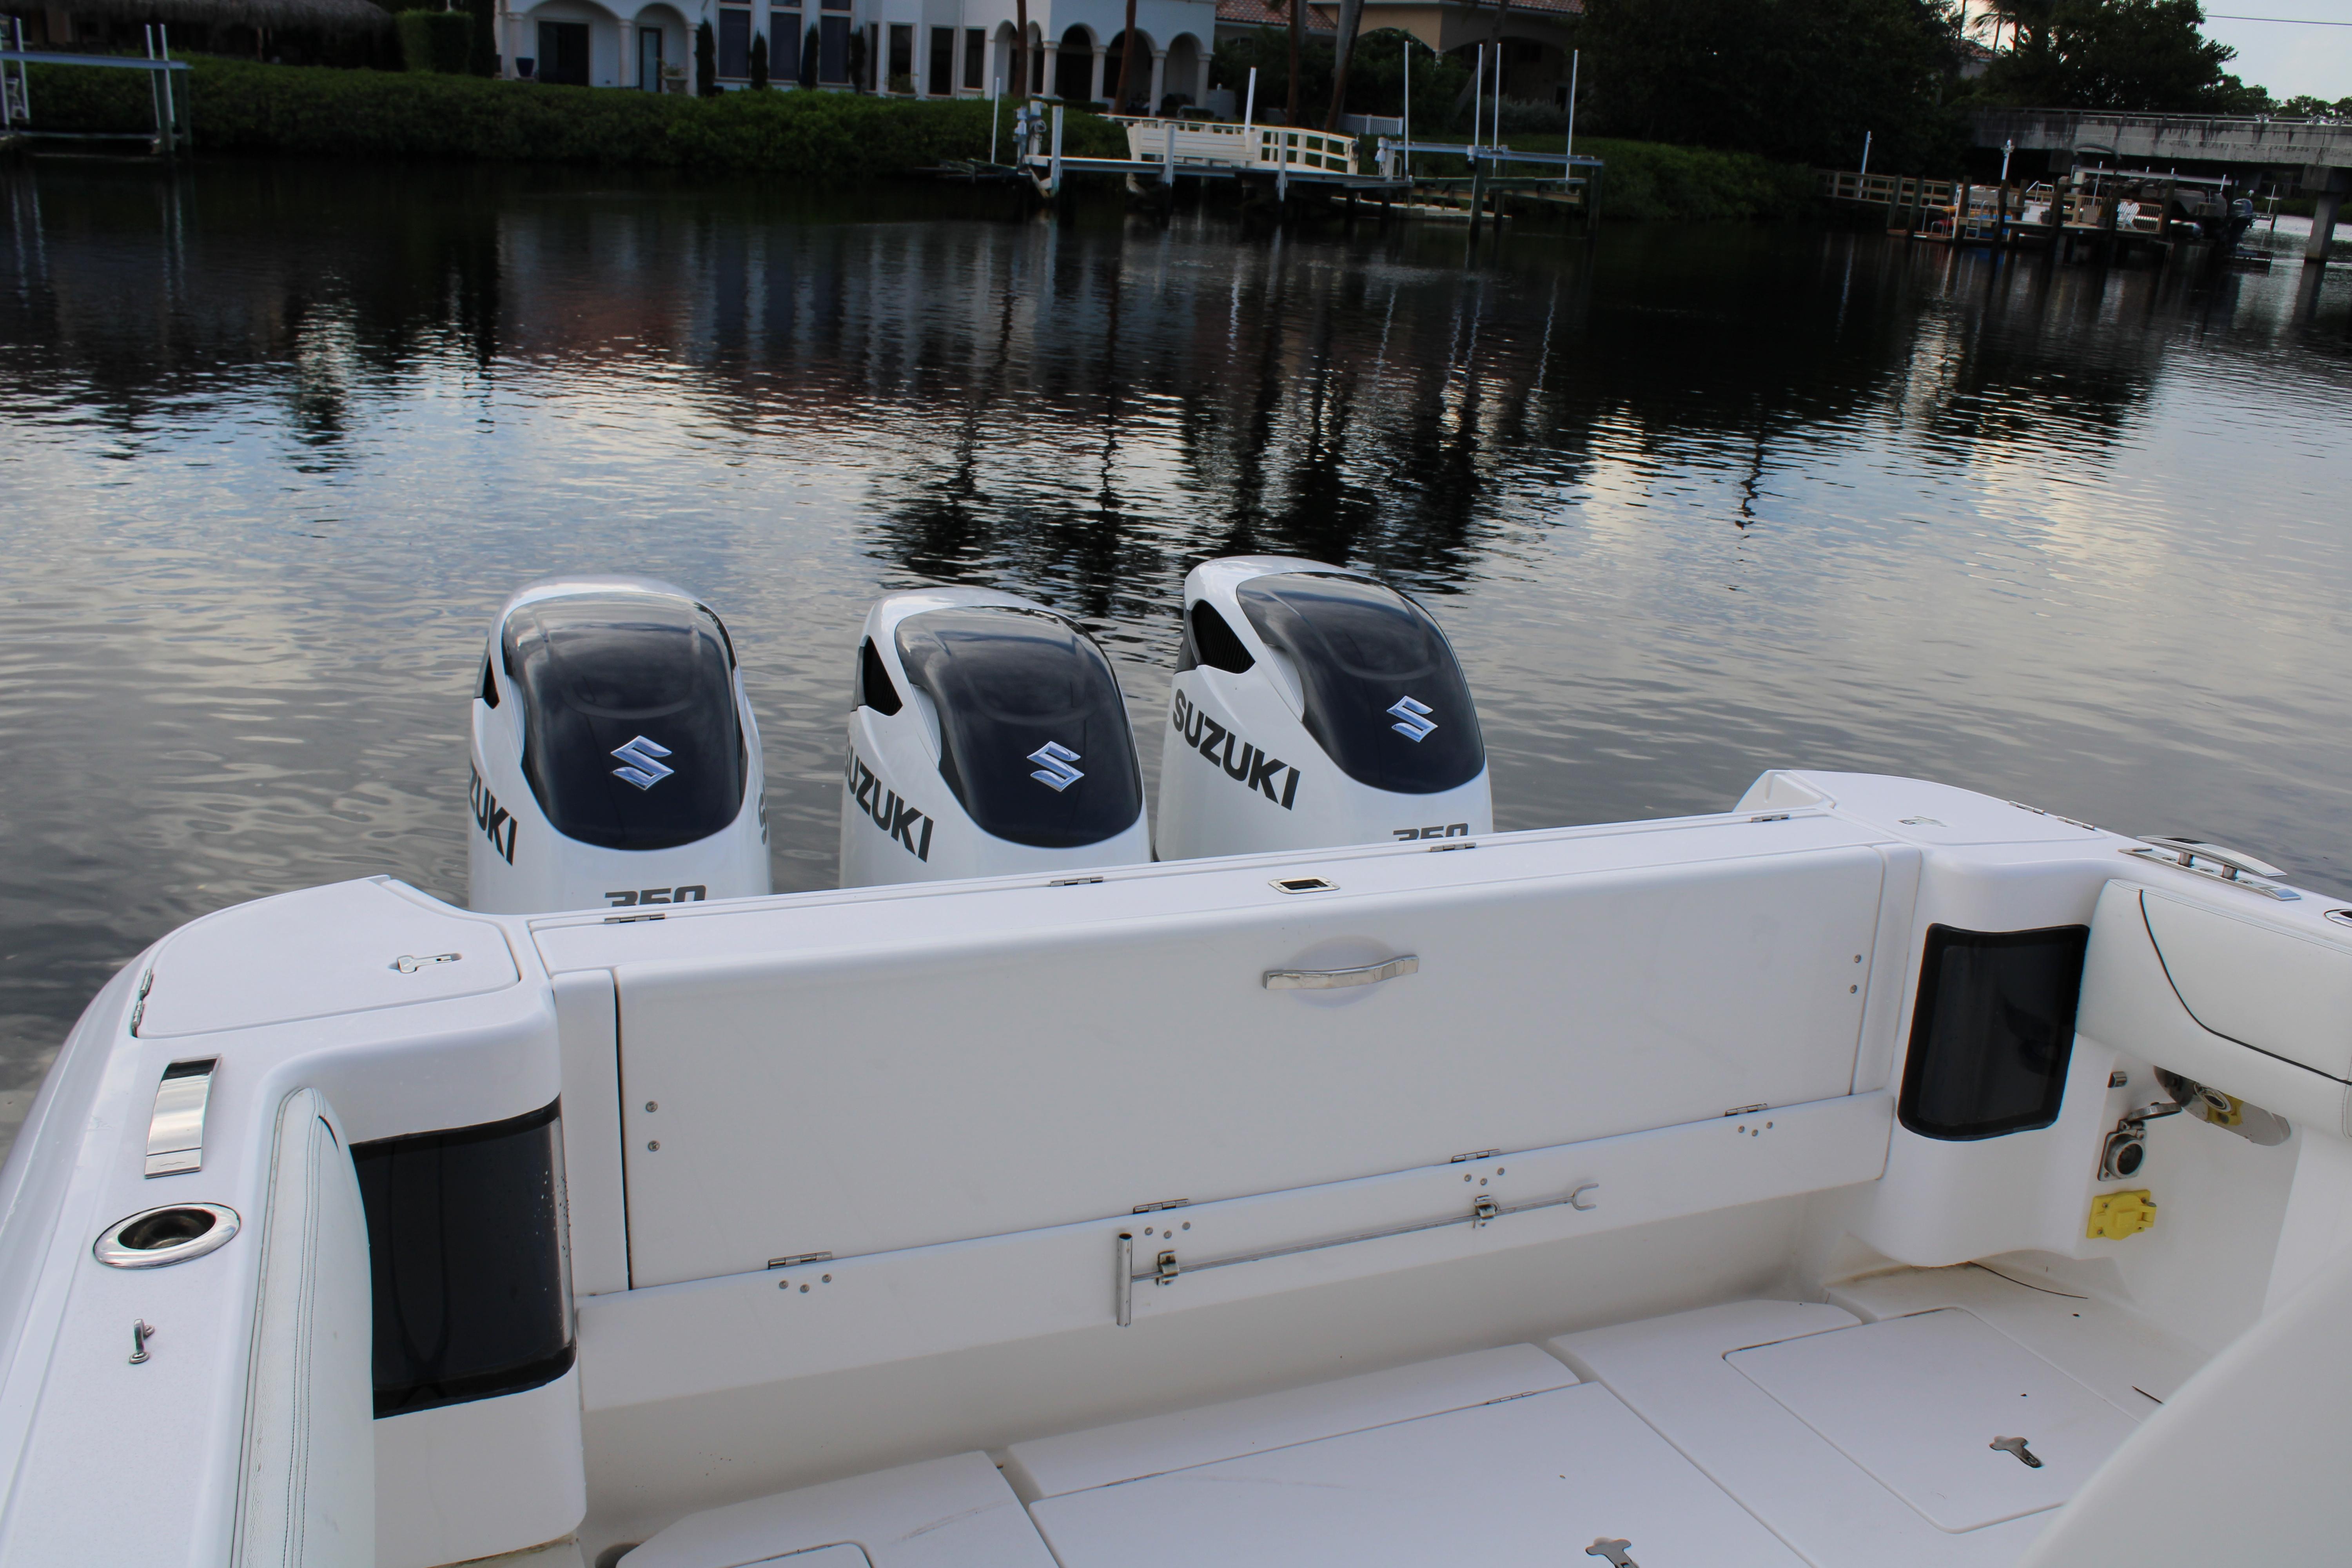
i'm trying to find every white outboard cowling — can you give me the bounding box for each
[1155,557,1492,860]
[468,576,770,914]
[841,588,1149,886]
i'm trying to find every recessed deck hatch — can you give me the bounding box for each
[1029,1382,1805,1566]
[1726,1308,2139,1532]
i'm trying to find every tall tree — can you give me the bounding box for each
[1281,0,1303,118]
[695,18,717,96]
[1012,4,1028,94]
[1114,0,1138,110]
[1976,0,2257,112]
[1323,0,1364,128]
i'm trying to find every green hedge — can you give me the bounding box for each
[20,56,1811,218]
[396,11,473,74]
[1486,133,1821,223]
[23,57,1124,181]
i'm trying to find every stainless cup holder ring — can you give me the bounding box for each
[94,1202,241,1269]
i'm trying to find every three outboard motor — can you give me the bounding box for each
[1155,557,1491,860]
[841,588,1149,886]
[468,577,770,914]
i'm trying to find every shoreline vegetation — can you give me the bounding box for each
[20,57,1822,223]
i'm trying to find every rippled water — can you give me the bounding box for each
[4,160,2350,1148]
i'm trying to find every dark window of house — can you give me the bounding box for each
[1898,924,2091,1141]
[965,27,985,89]
[537,20,589,84]
[818,13,848,77]
[354,1101,573,1418]
[718,7,750,77]
[887,23,912,89]
[771,19,796,81]
[929,26,953,94]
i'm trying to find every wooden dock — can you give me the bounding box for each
[1818,167,2249,265]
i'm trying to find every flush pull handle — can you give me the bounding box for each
[1263,956,1419,991]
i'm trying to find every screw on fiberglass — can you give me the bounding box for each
[468,577,771,914]
[1155,557,1491,860]
[840,588,1149,886]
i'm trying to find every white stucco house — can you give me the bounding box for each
[498,0,1214,113]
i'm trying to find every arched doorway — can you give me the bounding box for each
[628,2,685,90]
[1102,29,1152,114]
[1053,25,1094,104]
[1163,33,1202,112]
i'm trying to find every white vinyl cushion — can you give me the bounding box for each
[2141,889,2352,1082]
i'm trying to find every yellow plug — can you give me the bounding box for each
[2087,1190,2158,1240]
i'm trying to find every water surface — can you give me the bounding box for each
[4,161,2350,1149]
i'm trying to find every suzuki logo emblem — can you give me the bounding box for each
[1028,741,1084,791]
[1387,696,1437,742]
[611,735,675,790]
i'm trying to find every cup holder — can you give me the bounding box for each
[94,1203,240,1269]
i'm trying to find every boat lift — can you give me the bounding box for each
[1,21,191,155]
[932,102,1602,228]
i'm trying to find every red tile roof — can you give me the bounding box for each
[1216,0,1339,31]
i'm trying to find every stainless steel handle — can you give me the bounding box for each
[2134,837,2285,880]
[1263,955,1418,991]
[2123,838,2299,900]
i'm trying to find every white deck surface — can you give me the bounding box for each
[1728,1309,2139,1531]
[624,1285,2199,1568]
[1004,1343,1577,1499]
[1028,1381,1807,1567]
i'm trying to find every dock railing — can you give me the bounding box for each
[1822,168,2187,244]
[1115,116,1357,175]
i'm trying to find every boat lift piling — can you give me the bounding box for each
[1,25,190,154]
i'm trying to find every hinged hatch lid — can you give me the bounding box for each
[1726,1308,2139,1532]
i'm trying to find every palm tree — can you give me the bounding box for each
[1113,0,1138,110]
[1322,0,1363,130]
[1973,0,2054,53]
[1270,0,1302,120]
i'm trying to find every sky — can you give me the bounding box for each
[2202,5,2352,103]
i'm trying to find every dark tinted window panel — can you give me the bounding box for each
[893,606,1142,848]
[502,593,746,851]
[354,1101,573,1418]
[1236,572,1484,795]
[1899,924,2091,1140]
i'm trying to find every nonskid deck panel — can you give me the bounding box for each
[619,1280,2187,1566]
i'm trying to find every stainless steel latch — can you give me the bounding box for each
[1154,1250,1181,1285]
[1263,955,1418,990]
[1990,1436,2043,1468]
[145,1058,217,1177]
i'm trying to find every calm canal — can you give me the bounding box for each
[4,160,2350,1149]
